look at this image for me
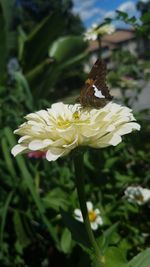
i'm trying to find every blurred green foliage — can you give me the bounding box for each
[0,0,150,266]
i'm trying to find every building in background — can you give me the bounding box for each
[88,28,148,69]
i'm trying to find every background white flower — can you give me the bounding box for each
[124,186,150,205]
[74,201,103,230]
[84,23,115,41]
[11,102,140,162]
[119,77,139,89]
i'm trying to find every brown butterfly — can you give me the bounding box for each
[77,59,113,108]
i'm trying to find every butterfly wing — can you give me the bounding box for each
[88,59,106,78]
[79,59,113,108]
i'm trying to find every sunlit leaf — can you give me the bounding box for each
[13,211,31,249]
[60,228,72,253]
[127,248,150,267]
[103,246,127,267]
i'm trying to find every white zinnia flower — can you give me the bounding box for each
[74,201,103,230]
[11,102,140,162]
[84,23,115,41]
[124,186,150,205]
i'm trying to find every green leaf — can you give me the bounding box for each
[18,26,27,61]
[116,10,128,20]
[43,188,68,211]
[4,127,58,245]
[60,228,72,254]
[59,51,88,69]
[0,0,17,55]
[141,12,150,24]
[49,36,87,63]
[0,191,14,245]
[91,257,102,267]
[60,209,90,248]
[13,211,31,249]
[0,0,15,28]
[1,137,16,179]
[14,72,33,110]
[0,10,6,81]
[127,248,150,267]
[48,36,88,75]
[103,247,127,267]
[127,16,136,24]
[23,12,66,70]
[104,157,119,170]
[97,223,119,252]
[25,58,53,82]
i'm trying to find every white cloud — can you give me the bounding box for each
[73,0,96,13]
[117,1,136,14]
[104,1,139,27]
[72,0,139,28]
[78,8,103,21]
[73,0,93,12]
[104,2,137,20]
[104,11,116,19]
[72,0,106,23]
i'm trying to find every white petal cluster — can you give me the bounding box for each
[74,201,103,230]
[11,102,140,161]
[84,23,115,41]
[124,186,150,205]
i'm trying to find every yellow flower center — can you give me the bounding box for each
[135,194,144,203]
[73,111,80,120]
[88,211,97,222]
[57,117,70,128]
[56,110,90,130]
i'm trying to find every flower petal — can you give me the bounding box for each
[91,222,98,230]
[18,135,31,143]
[28,140,46,150]
[74,209,82,217]
[11,102,140,160]
[96,216,103,225]
[116,122,141,136]
[109,134,122,146]
[95,208,101,215]
[11,144,27,156]
[86,201,93,211]
[46,148,66,161]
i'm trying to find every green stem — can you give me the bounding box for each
[74,152,103,266]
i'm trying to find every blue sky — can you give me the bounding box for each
[72,0,148,28]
